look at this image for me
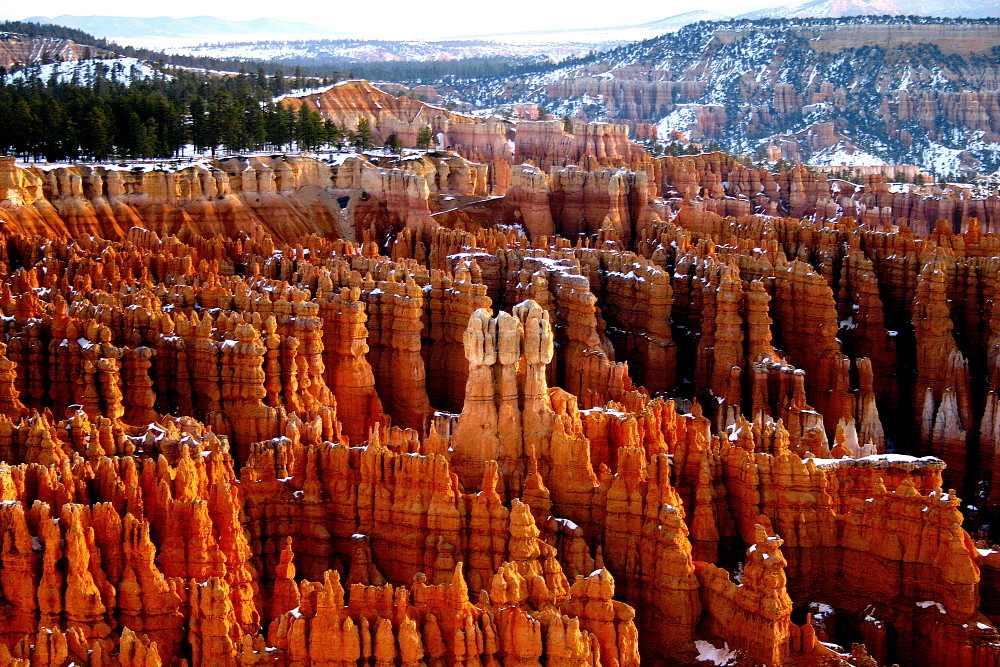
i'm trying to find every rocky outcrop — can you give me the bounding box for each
[513,120,652,176]
[280,80,493,152]
[0,32,102,68]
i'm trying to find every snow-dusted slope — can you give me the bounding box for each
[472,17,1000,175]
[809,144,888,167]
[3,58,169,86]
[739,0,1000,19]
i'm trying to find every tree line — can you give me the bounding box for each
[0,66,378,161]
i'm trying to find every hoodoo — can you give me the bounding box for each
[1,15,1000,663]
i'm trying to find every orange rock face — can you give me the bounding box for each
[2,100,1000,667]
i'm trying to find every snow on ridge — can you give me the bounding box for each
[274,83,340,103]
[15,149,368,173]
[808,453,945,468]
[21,157,216,173]
[277,80,482,121]
[277,79,386,103]
[3,58,170,86]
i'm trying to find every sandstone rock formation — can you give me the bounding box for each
[2,105,1000,667]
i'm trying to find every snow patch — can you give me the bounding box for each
[811,603,834,616]
[920,143,967,177]
[916,601,947,614]
[694,640,738,666]
[657,107,699,141]
[809,144,886,167]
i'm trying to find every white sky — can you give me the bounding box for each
[5,0,790,40]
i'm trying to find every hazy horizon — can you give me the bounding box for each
[1,1,795,40]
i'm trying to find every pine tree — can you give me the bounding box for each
[323,119,343,148]
[416,125,434,150]
[39,98,80,161]
[121,111,143,158]
[246,101,266,151]
[8,99,38,157]
[136,120,159,158]
[270,69,286,96]
[216,96,249,153]
[297,105,324,151]
[264,103,294,151]
[384,133,402,155]
[189,96,209,153]
[81,105,113,160]
[353,117,373,151]
[154,96,184,156]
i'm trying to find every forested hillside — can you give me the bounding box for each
[0,68,361,160]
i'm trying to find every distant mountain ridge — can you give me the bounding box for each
[458,10,730,42]
[23,15,340,42]
[141,11,735,64]
[738,0,1000,19]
